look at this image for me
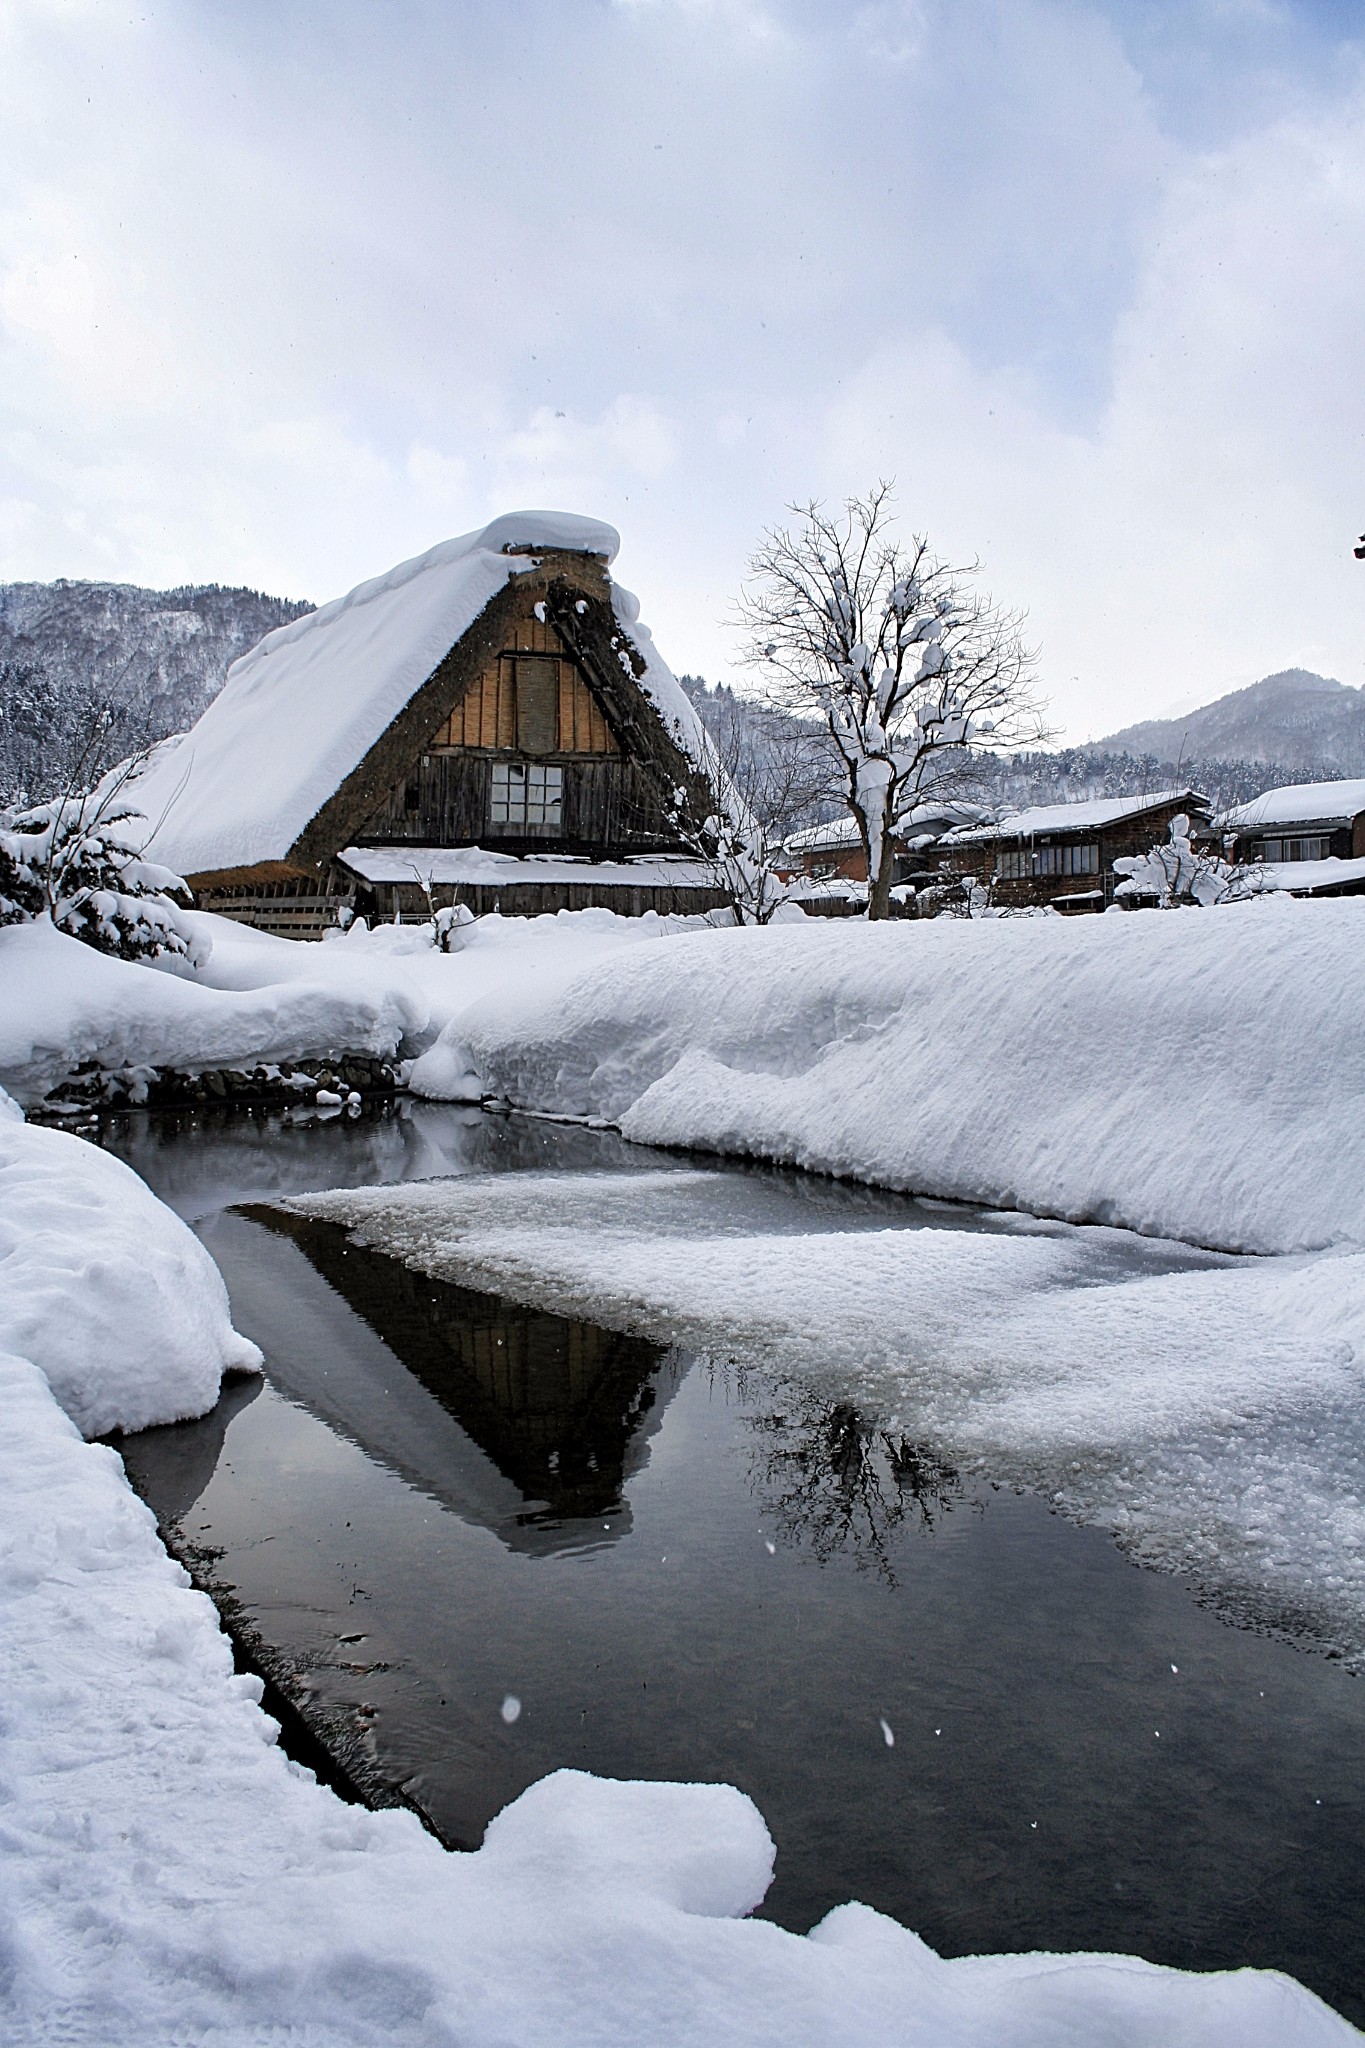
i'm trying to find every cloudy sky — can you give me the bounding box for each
[2,0,1363,738]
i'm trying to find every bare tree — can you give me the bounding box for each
[736,484,1050,918]
[742,1393,964,1586]
[670,695,835,924]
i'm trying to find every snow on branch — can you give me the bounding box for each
[0,751,206,965]
[736,483,1050,919]
[1113,814,1273,909]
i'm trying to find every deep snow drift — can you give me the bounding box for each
[0,1097,260,1434]
[0,906,703,1107]
[414,895,1365,1256]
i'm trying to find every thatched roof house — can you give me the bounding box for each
[130,512,729,934]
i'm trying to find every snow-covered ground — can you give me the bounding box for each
[0,906,701,1107]
[5,896,1365,2039]
[415,895,1365,1256]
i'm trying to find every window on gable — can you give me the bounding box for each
[490,760,563,829]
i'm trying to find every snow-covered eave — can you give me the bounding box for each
[1220,779,1365,833]
[1220,811,1361,836]
[337,845,722,891]
[1252,855,1365,894]
[945,789,1207,847]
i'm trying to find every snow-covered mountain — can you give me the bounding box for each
[0,578,312,802]
[1092,668,1365,774]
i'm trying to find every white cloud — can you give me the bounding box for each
[0,0,1362,741]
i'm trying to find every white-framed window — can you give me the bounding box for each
[1259,835,1331,864]
[490,760,563,828]
[996,842,1099,881]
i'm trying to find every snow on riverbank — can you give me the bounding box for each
[2,1347,1356,2046]
[0,917,421,1107]
[0,907,697,1107]
[416,895,1365,1256]
[0,1097,260,1434]
[4,893,1365,2036]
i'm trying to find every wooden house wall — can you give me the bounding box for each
[355,603,682,857]
[942,797,1206,911]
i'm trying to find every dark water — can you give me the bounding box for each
[106,1103,1365,2024]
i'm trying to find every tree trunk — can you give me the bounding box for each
[866,835,897,921]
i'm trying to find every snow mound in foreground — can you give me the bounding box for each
[1,1338,1354,2045]
[0,916,427,1107]
[415,897,1365,1255]
[0,1100,261,1434]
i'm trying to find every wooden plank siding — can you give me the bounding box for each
[360,877,729,923]
[428,619,617,756]
[359,754,678,853]
[941,796,1208,911]
[356,601,677,857]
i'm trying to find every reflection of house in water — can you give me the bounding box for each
[245,1205,680,1551]
[118,1371,264,1531]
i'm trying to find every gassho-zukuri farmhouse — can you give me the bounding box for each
[128,512,731,935]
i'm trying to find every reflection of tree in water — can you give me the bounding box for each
[739,1379,964,1584]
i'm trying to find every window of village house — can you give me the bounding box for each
[490,760,562,829]
[1260,835,1331,863]
[514,657,559,754]
[997,842,1099,881]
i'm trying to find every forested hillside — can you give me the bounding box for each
[1092,668,1365,776]
[0,579,312,801]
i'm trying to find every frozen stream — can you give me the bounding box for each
[103,1100,1365,2025]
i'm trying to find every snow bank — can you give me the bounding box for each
[2,1333,1354,2043]
[416,896,1365,1257]
[0,1099,260,1434]
[0,906,724,1107]
[0,917,426,1106]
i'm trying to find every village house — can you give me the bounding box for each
[780,799,988,913]
[1216,778,1365,897]
[128,513,731,935]
[939,788,1210,912]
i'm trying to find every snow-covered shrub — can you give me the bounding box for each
[0,766,206,965]
[1113,814,1270,909]
[433,901,476,951]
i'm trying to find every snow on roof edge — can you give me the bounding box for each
[945,788,1205,844]
[224,512,621,694]
[1221,778,1365,831]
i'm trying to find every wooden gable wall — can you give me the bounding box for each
[430,614,618,756]
[356,588,683,856]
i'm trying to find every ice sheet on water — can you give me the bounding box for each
[284,1168,1365,1667]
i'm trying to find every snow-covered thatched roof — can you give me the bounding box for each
[1221,778,1365,834]
[128,513,714,879]
[944,789,1204,846]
